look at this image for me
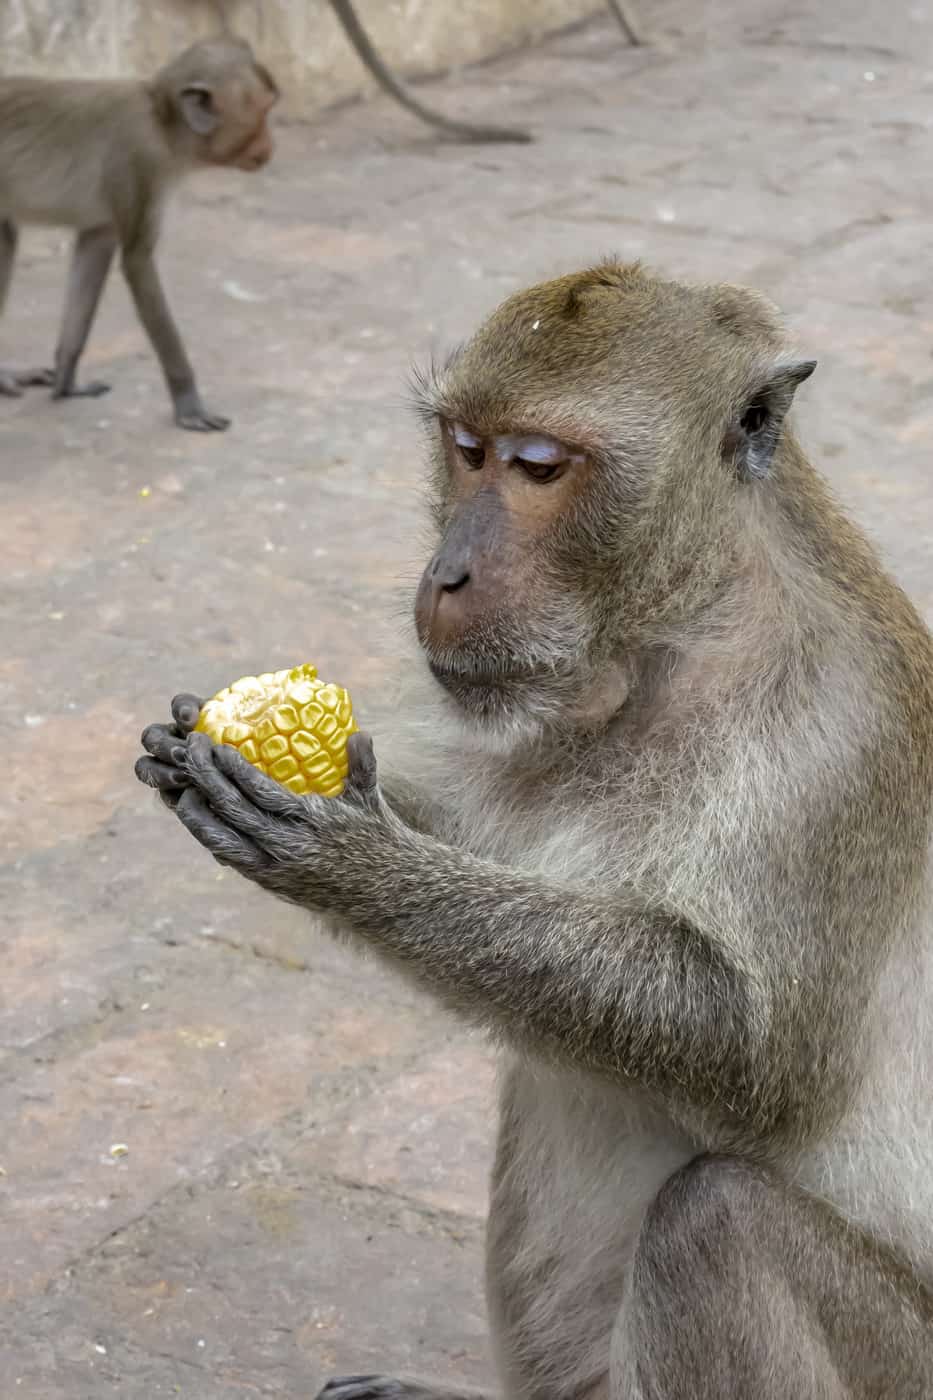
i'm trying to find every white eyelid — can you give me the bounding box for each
[508,434,567,465]
[453,423,483,449]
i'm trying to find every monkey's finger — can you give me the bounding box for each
[135,755,189,791]
[211,740,309,819]
[185,733,304,850]
[171,693,205,734]
[141,722,188,764]
[0,373,24,397]
[345,731,379,802]
[175,787,272,874]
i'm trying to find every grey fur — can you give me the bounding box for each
[0,37,278,428]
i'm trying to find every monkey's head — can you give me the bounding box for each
[413,261,815,740]
[153,37,280,172]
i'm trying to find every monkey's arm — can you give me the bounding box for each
[137,728,793,1142]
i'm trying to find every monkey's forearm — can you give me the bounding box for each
[296,827,763,1128]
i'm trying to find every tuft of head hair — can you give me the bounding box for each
[414,262,796,452]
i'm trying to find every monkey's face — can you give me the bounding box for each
[171,44,280,173]
[204,77,278,171]
[414,422,604,734]
[412,260,806,737]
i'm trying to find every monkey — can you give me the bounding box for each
[0,36,278,430]
[135,261,933,1397]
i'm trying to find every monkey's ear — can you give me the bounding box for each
[727,359,817,481]
[179,83,219,135]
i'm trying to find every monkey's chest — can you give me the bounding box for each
[486,1060,694,1394]
[4,160,111,230]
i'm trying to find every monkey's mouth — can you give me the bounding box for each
[425,657,565,719]
[427,657,548,688]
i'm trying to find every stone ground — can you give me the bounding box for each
[3,0,933,1394]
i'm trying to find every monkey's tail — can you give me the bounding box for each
[328,0,532,145]
[606,0,642,46]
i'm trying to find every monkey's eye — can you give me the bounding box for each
[509,434,569,484]
[515,457,564,483]
[741,399,769,435]
[453,424,485,470]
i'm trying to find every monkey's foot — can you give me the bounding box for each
[52,379,111,399]
[175,405,231,432]
[316,1378,489,1400]
[0,366,55,396]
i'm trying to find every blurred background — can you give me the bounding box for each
[2,0,932,1393]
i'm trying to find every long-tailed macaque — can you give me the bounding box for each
[0,37,278,430]
[137,263,933,1397]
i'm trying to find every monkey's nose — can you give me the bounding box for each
[415,561,474,646]
[436,568,470,595]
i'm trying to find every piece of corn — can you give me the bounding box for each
[195,663,358,797]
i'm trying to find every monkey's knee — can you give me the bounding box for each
[617,1157,763,1383]
[634,1154,760,1293]
[612,1156,804,1399]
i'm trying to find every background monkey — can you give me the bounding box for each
[0,37,278,431]
[137,262,933,1396]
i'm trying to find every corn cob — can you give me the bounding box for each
[195,663,358,797]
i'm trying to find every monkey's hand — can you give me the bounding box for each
[136,722,775,1135]
[135,693,205,808]
[136,725,401,908]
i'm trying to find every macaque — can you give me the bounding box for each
[137,262,933,1397]
[0,36,278,430]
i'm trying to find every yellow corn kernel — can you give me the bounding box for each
[195,663,358,797]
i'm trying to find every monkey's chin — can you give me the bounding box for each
[426,662,569,746]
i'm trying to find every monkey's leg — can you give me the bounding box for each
[315,1380,493,1400]
[121,243,230,432]
[0,217,44,398]
[49,225,118,400]
[611,1155,933,1399]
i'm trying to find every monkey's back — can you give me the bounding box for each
[0,78,163,229]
